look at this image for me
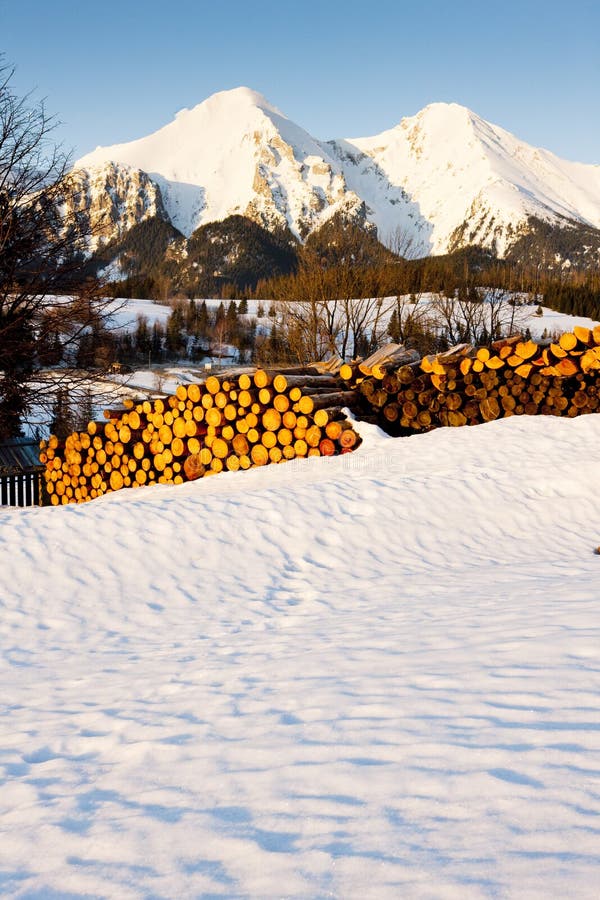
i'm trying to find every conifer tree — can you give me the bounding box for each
[50,388,75,441]
[198,301,209,337]
[226,301,238,339]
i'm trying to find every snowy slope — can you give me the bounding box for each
[1,415,600,898]
[74,90,600,257]
[76,88,362,239]
[333,102,600,255]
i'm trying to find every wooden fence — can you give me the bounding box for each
[0,439,44,507]
[0,471,42,506]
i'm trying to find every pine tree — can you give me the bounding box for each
[166,305,185,354]
[388,308,400,342]
[151,321,164,359]
[198,301,209,338]
[186,299,198,333]
[76,389,94,430]
[215,301,225,326]
[135,315,151,356]
[226,301,238,339]
[50,388,75,441]
[118,332,134,363]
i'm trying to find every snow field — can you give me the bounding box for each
[1,416,599,897]
[106,295,599,342]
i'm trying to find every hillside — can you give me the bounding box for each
[1,415,599,897]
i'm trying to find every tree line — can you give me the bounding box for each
[113,298,259,364]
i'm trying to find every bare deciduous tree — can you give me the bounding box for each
[429,287,526,346]
[388,292,441,354]
[0,58,119,438]
[273,225,398,362]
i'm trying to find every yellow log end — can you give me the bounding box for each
[556,358,578,377]
[515,340,538,360]
[559,332,578,352]
[514,363,533,379]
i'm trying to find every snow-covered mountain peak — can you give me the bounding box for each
[168,86,287,134]
[75,87,361,239]
[77,86,284,174]
[335,100,600,256]
[411,100,478,126]
[356,101,484,159]
[73,88,600,261]
[194,85,284,116]
[371,102,474,140]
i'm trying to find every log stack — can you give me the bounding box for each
[39,326,600,506]
[40,368,361,505]
[341,326,600,435]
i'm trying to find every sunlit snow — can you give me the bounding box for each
[1,416,599,897]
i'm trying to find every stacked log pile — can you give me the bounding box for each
[39,326,600,506]
[40,368,361,505]
[340,326,600,435]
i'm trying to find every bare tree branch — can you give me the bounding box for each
[0,57,121,439]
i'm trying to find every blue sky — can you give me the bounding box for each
[2,0,599,163]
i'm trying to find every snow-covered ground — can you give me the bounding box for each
[525,304,599,339]
[106,297,173,332]
[1,415,599,898]
[106,296,275,329]
[105,296,273,346]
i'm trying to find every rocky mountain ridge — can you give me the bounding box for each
[69,88,600,279]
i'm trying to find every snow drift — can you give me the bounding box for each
[1,415,599,897]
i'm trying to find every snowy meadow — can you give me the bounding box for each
[1,414,599,898]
